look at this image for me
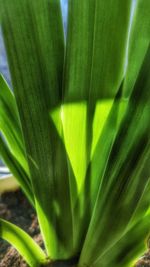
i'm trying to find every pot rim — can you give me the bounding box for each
[0,173,19,194]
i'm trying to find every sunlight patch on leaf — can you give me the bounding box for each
[91,99,113,157]
[51,102,87,191]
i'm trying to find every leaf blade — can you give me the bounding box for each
[0,74,29,175]
[0,219,47,267]
[1,0,73,258]
[79,46,150,266]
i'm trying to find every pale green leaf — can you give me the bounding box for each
[0,219,47,267]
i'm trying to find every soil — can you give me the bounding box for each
[135,252,150,267]
[0,189,150,267]
[0,190,43,267]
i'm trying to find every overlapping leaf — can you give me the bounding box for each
[0,219,47,267]
[0,74,29,174]
[124,0,150,97]
[79,46,150,267]
[1,0,73,259]
[0,135,34,205]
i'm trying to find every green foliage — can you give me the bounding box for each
[0,219,47,267]
[0,0,150,266]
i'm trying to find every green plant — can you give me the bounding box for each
[0,0,150,266]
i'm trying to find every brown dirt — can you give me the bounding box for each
[135,251,150,267]
[0,189,150,267]
[0,189,44,267]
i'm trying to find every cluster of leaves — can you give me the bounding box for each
[0,1,150,267]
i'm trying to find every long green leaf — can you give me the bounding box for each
[89,165,150,267]
[61,0,133,198]
[0,74,33,204]
[93,213,150,267]
[1,0,73,259]
[92,181,150,267]
[0,219,47,267]
[0,74,29,175]
[88,85,124,209]
[61,0,134,193]
[59,1,134,252]
[123,0,150,97]
[0,135,34,206]
[64,0,133,101]
[79,46,150,267]
[74,84,123,250]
